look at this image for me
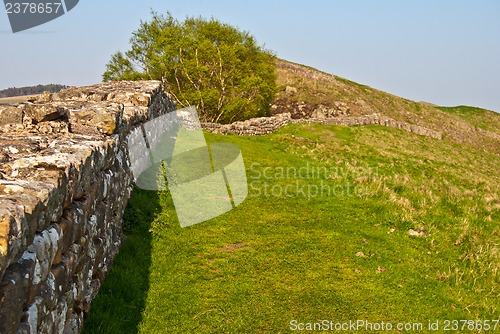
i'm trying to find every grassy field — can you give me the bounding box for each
[83,123,499,333]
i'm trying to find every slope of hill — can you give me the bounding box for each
[273,59,500,151]
[436,105,500,133]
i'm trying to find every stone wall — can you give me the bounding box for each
[202,113,292,136]
[0,81,175,334]
[294,113,443,139]
[202,112,443,139]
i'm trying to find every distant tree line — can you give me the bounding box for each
[0,84,67,98]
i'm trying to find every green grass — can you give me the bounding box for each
[436,105,500,132]
[83,123,499,333]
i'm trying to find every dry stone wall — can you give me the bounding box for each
[202,112,443,139]
[202,113,292,136]
[294,114,443,139]
[0,81,175,334]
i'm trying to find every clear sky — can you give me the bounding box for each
[1,0,499,111]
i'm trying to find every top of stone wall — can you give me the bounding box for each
[0,81,165,136]
[51,81,162,107]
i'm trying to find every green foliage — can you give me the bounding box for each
[103,12,277,123]
[102,52,144,82]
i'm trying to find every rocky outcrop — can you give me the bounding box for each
[310,102,350,119]
[0,81,175,334]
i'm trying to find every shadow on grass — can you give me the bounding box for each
[82,187,159,334]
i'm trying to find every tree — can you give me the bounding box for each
[102,12,277,123]
[102,52,143,82]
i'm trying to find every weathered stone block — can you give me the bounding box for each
[19,247,40,307]
[92,237,105,276]
[63,313,81,334]
[17,322,31,334]
[23,104,66,124]
[50,264,68,300]
[39,272,58,311]
[58,218,73,255]
[0,203,29,279]
[22,297,44,334]
[53,298,69,334]
[4,250,37,309]
[69,103,124,135]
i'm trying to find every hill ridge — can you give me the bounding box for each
[272,59,500,151]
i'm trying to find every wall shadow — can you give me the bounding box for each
[81,187,158,334]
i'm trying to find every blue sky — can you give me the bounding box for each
[1,0,499,111]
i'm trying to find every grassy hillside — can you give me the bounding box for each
[83,122,498,333]
[273,60,499,152]
[82,60,499,333]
